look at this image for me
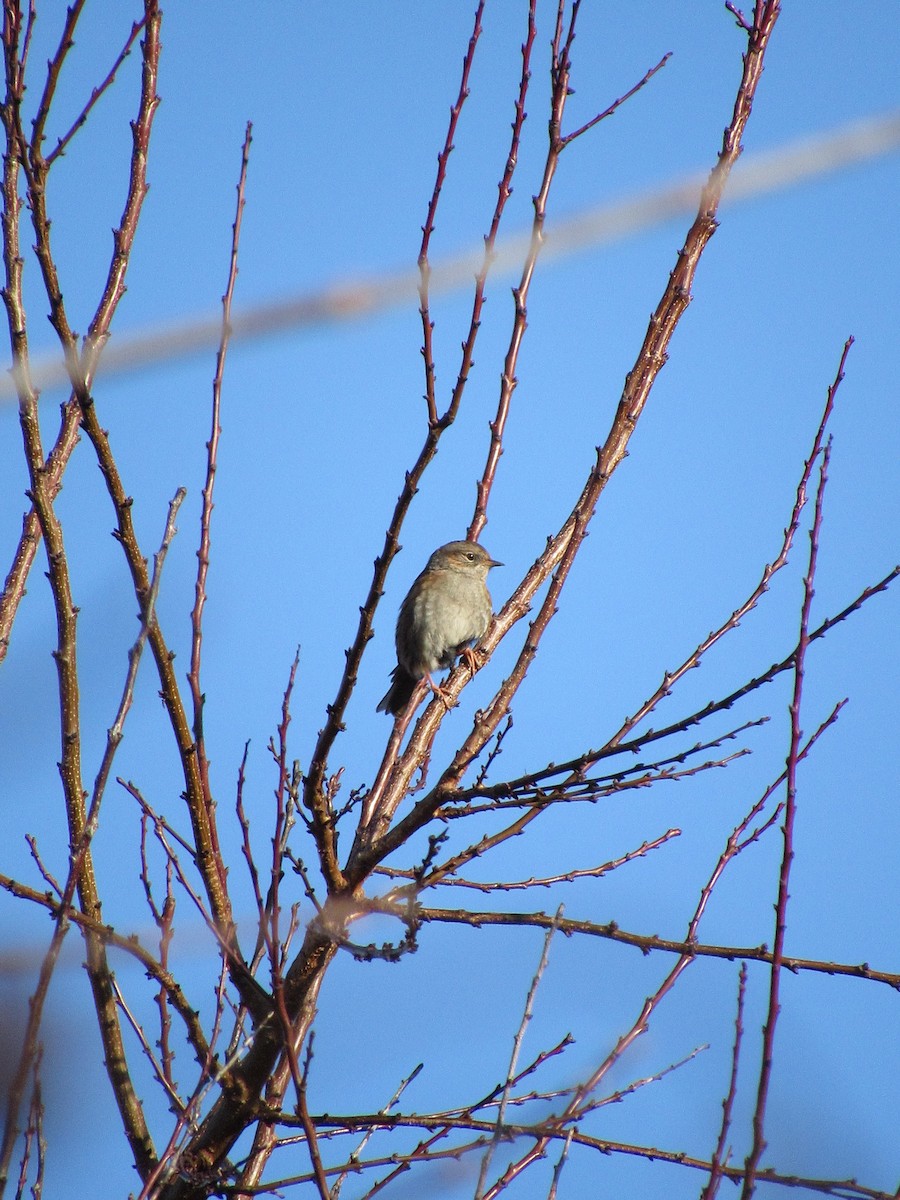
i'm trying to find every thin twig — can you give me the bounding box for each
[702,964,747,1200]
[348,0,786,878]
[475,908,562,1198]
[238,1110,897,1200]
[560,52,670,147]
[296,1038,331,1200]
[417,0,485,427]
[742,435,833,1197]
[189,122,252,815]
[379,829,680,895]
[1,0,162,666]
[329,1062,424,1199]
[45,17,147,166]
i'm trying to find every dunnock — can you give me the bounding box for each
[377,540,502,716]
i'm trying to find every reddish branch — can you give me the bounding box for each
[243,1110,896,1200]
[349,1,782,873]
[418,0,485,426]
[0,4,160,1183]
[189,122,252,834]
[301,0,539,862]
[408,905,900,990]
[702,964,748,1200]
[742,438,833,1196]
[469,28,669,539]
[45,16,147,166]
[0,1,161,663]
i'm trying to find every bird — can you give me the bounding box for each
[377,540,502,717]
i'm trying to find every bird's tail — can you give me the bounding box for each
[376,666,418,716]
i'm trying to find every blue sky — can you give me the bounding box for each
[1,4,898,1198]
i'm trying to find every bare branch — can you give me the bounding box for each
[702,964,748,1200]
[559,51,670,148]
[189,122,253,818]
[475,907,561,1198]
[742,424,833,1198]
[45,16,147,166]
[417,0,485,427]
[411,905,900,989]
[1,0,163,662]
[350,0,786,875]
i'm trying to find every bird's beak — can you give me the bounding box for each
[489,559,503,569]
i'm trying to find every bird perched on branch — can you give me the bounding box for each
[377,540,502,717]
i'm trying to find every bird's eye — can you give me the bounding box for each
[466,552,475,560]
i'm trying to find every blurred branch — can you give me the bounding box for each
[0,871,212,1063]
[3,109,897,403]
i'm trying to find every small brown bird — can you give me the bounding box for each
[377,540,502,716]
